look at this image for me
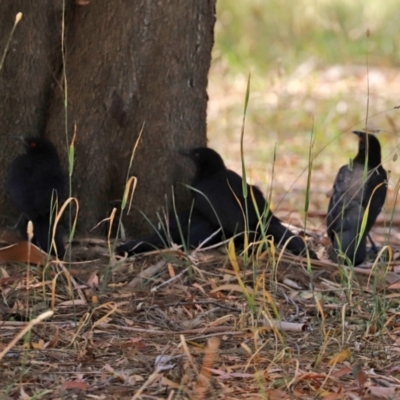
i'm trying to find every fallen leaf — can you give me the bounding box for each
[328,349,351,366]
[62,380,88,391]
[0,241,48,265]
[332,365,352,378]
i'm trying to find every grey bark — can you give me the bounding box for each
[0,0,216,236]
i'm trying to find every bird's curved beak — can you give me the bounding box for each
[179,149,191,157]
[352,130,364,142]
[12,135,27,148]
[12,135,25,142]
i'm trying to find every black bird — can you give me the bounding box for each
[327,131,387,265]
[7,137,65,256]
[116,209,222,255]
[182,147,317,259]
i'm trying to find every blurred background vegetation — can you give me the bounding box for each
[207,0,400,230]
[214,0,400,71]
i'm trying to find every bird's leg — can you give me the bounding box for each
[367,233,391,263]
[367,233,379,253]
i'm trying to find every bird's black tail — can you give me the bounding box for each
[264,215,318,259]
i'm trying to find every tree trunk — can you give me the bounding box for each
[0,0,215,237]
[0,0,64,224]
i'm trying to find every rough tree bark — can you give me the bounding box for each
[0,0,216,236]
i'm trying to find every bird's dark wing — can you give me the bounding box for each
[193,172,244,235]
[327,165,363,235]
[7,155,64,220]
[7,140,65,257]
[193,169,268,236]
[363,167,387,232]
[328,164,387,235]
[327,164,371,264]
[193,170,317,258]
[7,155,40,219]
[33,166,65,217]
[265,214,318,259]
[328,199,367,265]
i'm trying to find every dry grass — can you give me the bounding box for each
[3,2,400,398]
[1,235,400,399]
[207,61,400,210]
[2,64,400,400]
[2,70,400,399]
[207,60,400,251]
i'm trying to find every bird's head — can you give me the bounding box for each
[352,130,382,167]
[16,136,60,157]
[180,147,226,177]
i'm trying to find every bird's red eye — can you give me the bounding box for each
[30,142,37,148]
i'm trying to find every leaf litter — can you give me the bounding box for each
[1,63,400,399]
[0,226,400,399]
